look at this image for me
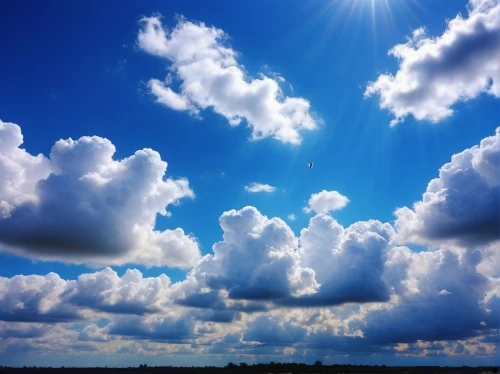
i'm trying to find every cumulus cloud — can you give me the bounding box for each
[244,182,276,193]
[0,120,51,219]
[0,273,80,323]
[303,190,350,214]
[0,268,176,324]
[0,120,201,268]
[359,246,500,345]
[63,267,171,315]
[78,323,111,343]
[137,15,319,145]
[244,315,306,345]
[394,127,500,248]
[287,214,295,221]
[174,207,395,309]
[1,126,499,361]
[107,314,196,342]
[0,224,498,362]
[365,0,500,125]
[0,322,50,339]
[284,214,394,307]
[178,206,319,302]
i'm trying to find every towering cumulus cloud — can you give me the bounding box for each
[137,15,319,145]
[394,127,500,249]
[0,120,201,268]
[0,120,52,219]
[174,207,395,309]
[365,0,500,126]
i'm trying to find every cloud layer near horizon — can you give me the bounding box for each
[0,121,499,365]
[136,15,319,145]
[0,119,201,268]
[365,0,500,126]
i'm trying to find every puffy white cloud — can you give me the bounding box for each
[0,268,175,323]
[477,242,500,277]
[359,246,500,345]
[78,323,111,342]
[0,273,80,323]
[63,267,171,315]
[303,190,349,214]
[1,125,499,361]
[0,120,51,219]
[365,0,500,125]
[175,207,394,309]
[287,214,295,221]
[394,127,500,249]
[0,119,201,268]
[137,15,319,145]
[244,182,276,193]
[177,206,319,302]
[283,214,394,306]
[0,240,498,362]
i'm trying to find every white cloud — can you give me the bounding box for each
[360,246,500,345]
[0,208,498,362]
[0,120,52,219]
[394,127,500,249]
[63,267,172,315]
[0,273,80,323]
[78,323,111,342]
[148,79,197,113]
[0,119,201,268]
[244,182,276,193]
[303,190,349,214]
[1,124,500,363]
[287,214,296,221]
[283,214,394,306]
[177,206,319,302]
[0,268,175,323]
[137,15,319,145]
[175,206,394,309]
[365,0,500,126]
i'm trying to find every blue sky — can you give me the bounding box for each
[0,0,499,368]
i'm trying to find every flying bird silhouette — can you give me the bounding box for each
[306,162,313,168]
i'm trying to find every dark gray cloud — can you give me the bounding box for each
[108,315,196,342]
[0,323,50,339]
[192,309,241,323]
[243,315,307,345]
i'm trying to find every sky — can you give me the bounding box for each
[0,0,499,368]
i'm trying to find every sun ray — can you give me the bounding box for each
[382,0,396,31]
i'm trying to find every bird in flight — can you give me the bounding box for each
[306,162,313,168]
